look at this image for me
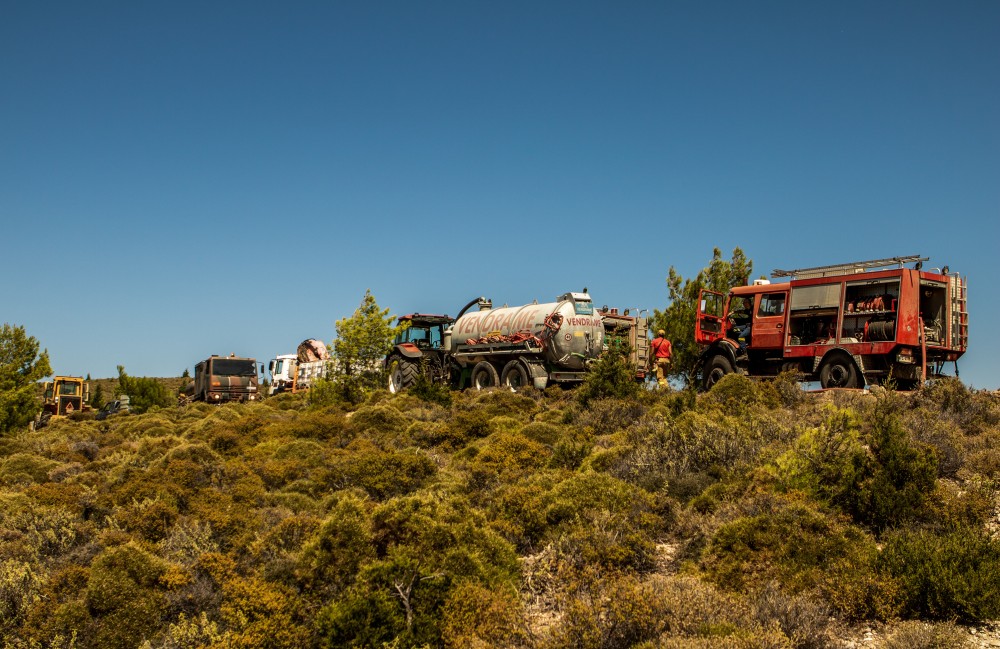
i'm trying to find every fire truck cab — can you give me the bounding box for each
[695,255,968,390]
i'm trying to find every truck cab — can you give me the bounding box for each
[187,354,260,402]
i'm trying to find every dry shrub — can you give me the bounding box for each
[350,404,411,437]
[963,427,1000,478]
[573,398,646,435]
[467,433,551,491]
[115,497,179,543]
[520,422,564,447]
[161,519,219,566]
[545,573,801,649]
[543,472,661,571]
[746,582,838,649]
[327,446,437,499]
[878,620,971,649]
[441,580,530,649]
[0,453,59,485]
[911,416,966,479]
[465,390,540,420]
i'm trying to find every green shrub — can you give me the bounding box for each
[772,408,867,507]
[466,432,551,491]
[317,587,403,648]
[700,495,897,619]
[850,399,939,532]
[297,496,374,597]
[879,525,1000,622]
[86,543,172,649]
[328,447,437,500]
[0,453,58,484]
[702,372,779,414]
[543,472,661,571]
[576,343,641,405]
[350,404,411,438]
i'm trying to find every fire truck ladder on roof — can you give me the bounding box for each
[772,255,928,279]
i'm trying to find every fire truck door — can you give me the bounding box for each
[751,291,788,350]
[695,290,726,345]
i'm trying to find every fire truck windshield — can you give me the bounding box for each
[211,359,257,377]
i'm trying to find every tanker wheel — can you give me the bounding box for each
[703,355,733,390]
[501,360,530,391]
[388,356,419,394]
[471,361,500,390]
[820,354,859,389]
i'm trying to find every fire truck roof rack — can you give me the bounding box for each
[772,255,928,279]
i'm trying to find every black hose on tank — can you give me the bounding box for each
[456,297,487,320]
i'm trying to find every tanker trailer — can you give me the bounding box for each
[386,291,605,391]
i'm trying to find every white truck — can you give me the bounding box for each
[267,339,330,395]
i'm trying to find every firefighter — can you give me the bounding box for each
[650,330,672,388]
[729,297,753,348]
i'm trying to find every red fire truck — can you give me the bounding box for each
[694,255,968,390]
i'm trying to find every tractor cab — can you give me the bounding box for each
[394,314,454,351]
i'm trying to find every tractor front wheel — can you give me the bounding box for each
[388,356,420,394]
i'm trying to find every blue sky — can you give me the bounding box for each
[2,2,998,388]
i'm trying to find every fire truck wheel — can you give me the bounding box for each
[388,356,419,394]
[471,361,500,390]
[820,354,859,389]
[501,360,530,391]
[703,355,733,390]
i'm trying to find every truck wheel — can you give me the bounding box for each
[388,356,419,394]
[471,361,499,390]
[703,355,733,390]
[820,354,859,389]
[501,360,530,391]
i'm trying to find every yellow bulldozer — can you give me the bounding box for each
[35,376,90,429]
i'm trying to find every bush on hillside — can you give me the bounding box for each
[879,525,1000,622]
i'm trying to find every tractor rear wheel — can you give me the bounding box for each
[388,356,420,393]
[471,361,499,390]
[501,360,530,391]
[703,355,733,390]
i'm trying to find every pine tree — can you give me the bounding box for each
[0,323,53,433]
[650,247,752,387]
[330,290,407,401]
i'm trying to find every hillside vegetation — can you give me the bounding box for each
[1,377,999,649]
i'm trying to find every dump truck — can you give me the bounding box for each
[35,375,91,428]
[694,255,968,390]
[386,291,614,391]
[183,354,260,403]
[267,339,330,394]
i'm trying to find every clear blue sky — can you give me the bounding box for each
[2,2,998,388]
